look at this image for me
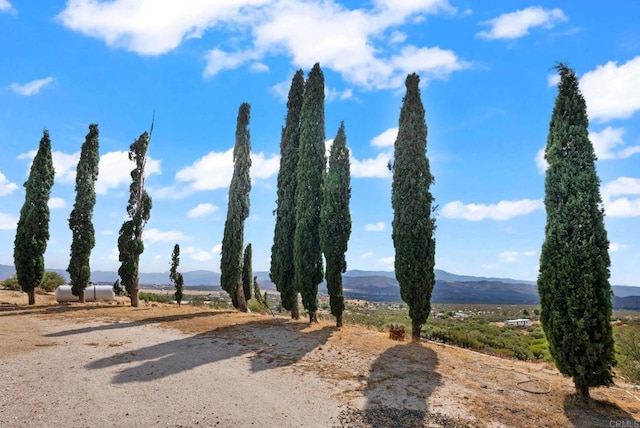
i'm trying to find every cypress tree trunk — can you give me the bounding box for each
[291,300,299,320]
[412,323,422,342]
[236,281,247,313]
[28,289,35,306]
[336,314,343,328]
[575,383,590,399]
[79,290,85,304]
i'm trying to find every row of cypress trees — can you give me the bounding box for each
[11,62,616,398]
[269,64,353,326]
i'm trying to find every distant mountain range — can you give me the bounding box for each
[1,264,638,309]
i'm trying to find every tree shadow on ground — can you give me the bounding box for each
[82,318,335,383]
[0,303,127,317]
[563,393,639,427]
[44,310,233,336]
[359,342,462,427]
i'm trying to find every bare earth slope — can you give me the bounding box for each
[1,291,638,427]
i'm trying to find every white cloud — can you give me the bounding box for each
[96,151,161,194]
[499,250,536,263]
[535,147,548,174]
[477,6,567,40]
[249,62,269,73]
[325,86,353,102]
[143,228,189,243]
[371,127,398,148]
[270,79,291,103]
[378,256,395,267]
[389,30,407,44]
[360,252,374,259]
[183,244,222,262]
[351,152,391,178]
[58,0,466,90]
[364,222,385,232]
[581,56,640,122]
[0,172,18,196]
[546,73,560,87]
[18,149,80,184]
[0,0,15,13]
[172,149,278,196]
[187,203,219,218]
[0,212,18,230]
[442,199,543,221]
[609,242,629,252]
[251,152,280,179]
[590,127,640,160]
[10,77,55,96]
[48,197,66,209]
[601,177,640,218]
[57,0,270,56]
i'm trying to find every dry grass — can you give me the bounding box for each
[1,289,639,427]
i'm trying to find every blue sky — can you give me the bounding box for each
[1,1,639,286]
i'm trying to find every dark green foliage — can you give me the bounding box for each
[117,131,153,308]
[391,73,436,341]
[170,244,184,305]
[68,124,100,302]
[320,122,351,326]
[40,271,66,292]
[242,244,253,303]
[271,70,304,314]
[14,130,55,305]
[113,279,124,296]
[294,63,325,322]
[221,103,252,309]
[538,63,615,397]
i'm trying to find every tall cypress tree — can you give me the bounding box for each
[538,63,615,398]
[320,122,351,327]
[270,70,304,319]
[118,131,153,308]
[220,103,252,310]
[68,124,100,303]
[294,63,325,323]
[170,244,184,306]
[391,73,436,341]
[14,130,55,305]
[242,243,253,304]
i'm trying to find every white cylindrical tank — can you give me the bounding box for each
[55,285,115,303]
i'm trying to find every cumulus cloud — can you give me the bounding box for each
[378,256,395,267]
[57,0,270,56]
[48,197,66,209]
[96,151,161,194]
[477,6,567,40]
[0,0,15,14]
[371,127,398,148]
[590,127,640,160]
[609,242,630,252]
[187,203,219,218]
[183,244,222,262]
[0,212,18,230]
[0,172,18,196]
[10,77,55,96]
[601,177,640,218]
[360,252,374,259]
[499,250,536,263]
[143,228,189,243]
[365,222,385,232]
[58,0,467,90]
[581,56,640,122]
[351,152,391,178]
[172,149,278,195]
[18,149,79,184]
[442,199,543,221]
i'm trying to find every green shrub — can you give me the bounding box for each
[248,300,268,314]
[138,292,173,304]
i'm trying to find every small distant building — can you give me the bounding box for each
[504,318,531,327]
[454,312,470,320]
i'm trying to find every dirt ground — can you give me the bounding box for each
[1,290,639,427]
